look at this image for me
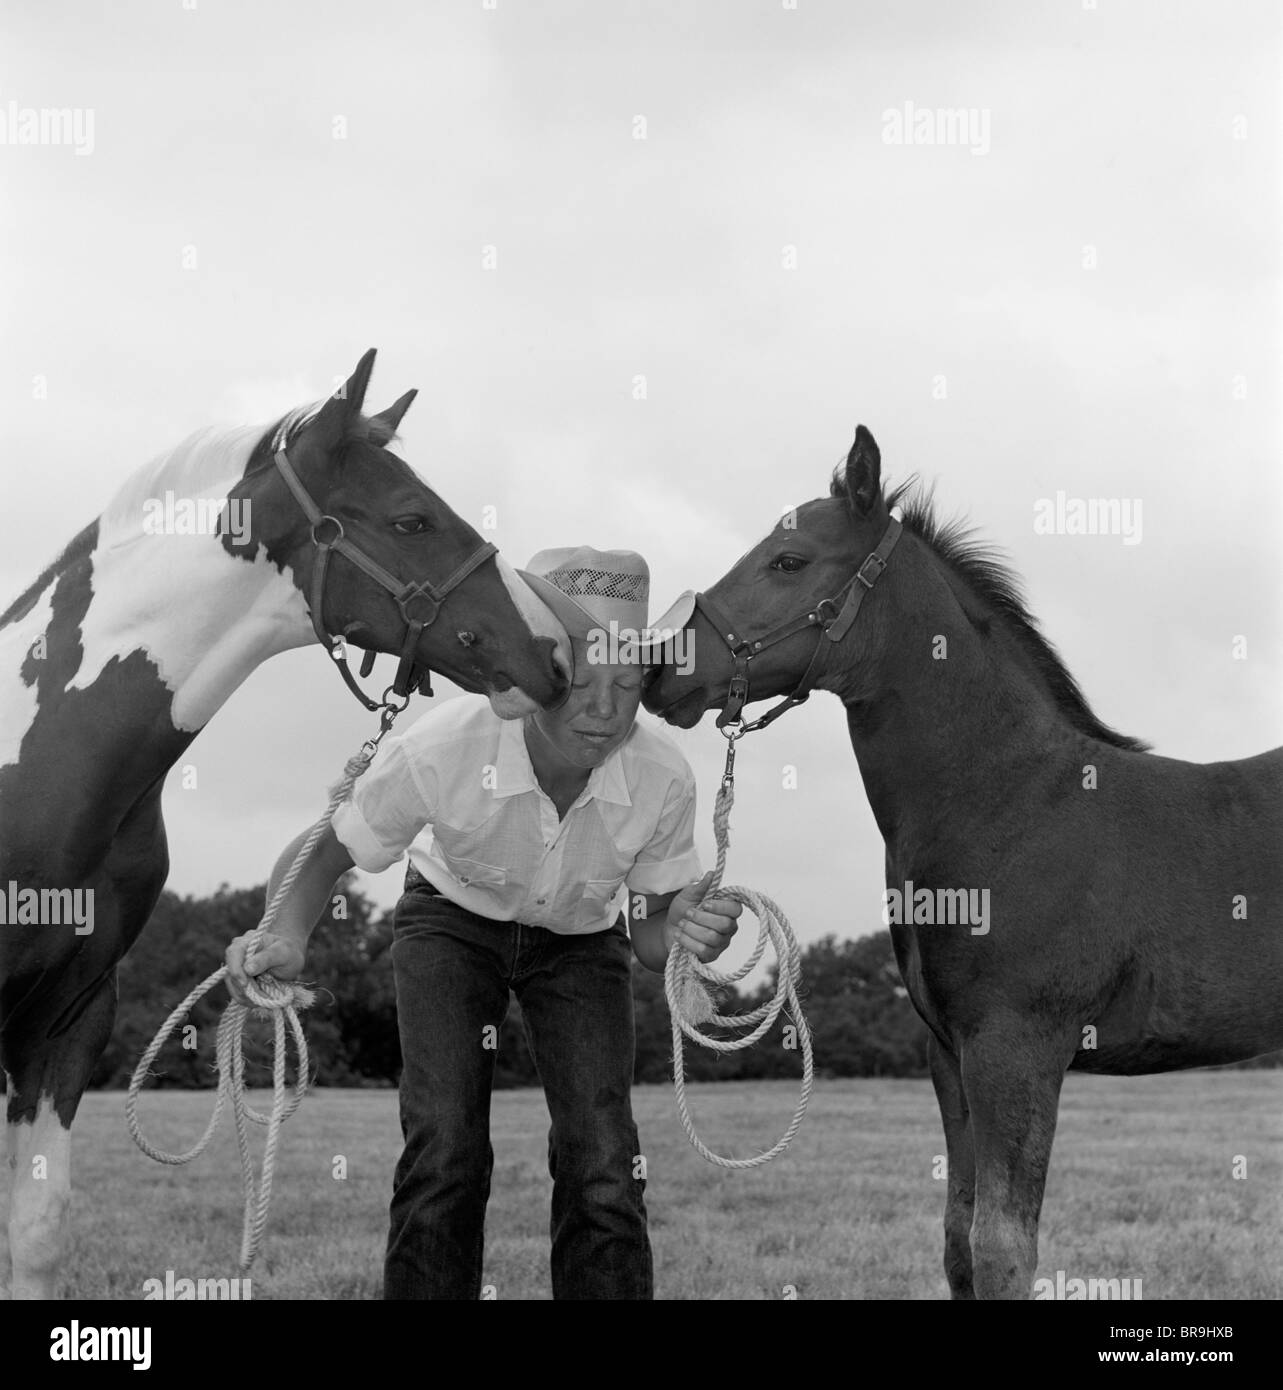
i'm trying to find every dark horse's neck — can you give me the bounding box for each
[827,530,1125,878]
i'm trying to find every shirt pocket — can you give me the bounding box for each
[431,822,510,890]
[575,877,625,930]
[437,850,508,890]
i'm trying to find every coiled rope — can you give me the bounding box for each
[126,699,405,1272]
[664,733,814,1168]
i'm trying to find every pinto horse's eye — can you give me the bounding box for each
[392,516,432,536]
[770,555,808,574]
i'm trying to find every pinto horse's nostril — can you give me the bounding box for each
[457,630,477,647]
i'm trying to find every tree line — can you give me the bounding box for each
[95,878,1279,1091]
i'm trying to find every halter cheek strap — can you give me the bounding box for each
[695,515,903,733]
[273,448,498,711]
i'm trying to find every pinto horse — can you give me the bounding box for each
[643,426,1282,1299]
[0,348,569,1299]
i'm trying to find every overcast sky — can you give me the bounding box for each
[2,0,1279,982]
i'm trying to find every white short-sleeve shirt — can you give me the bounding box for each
[331,695,702,934]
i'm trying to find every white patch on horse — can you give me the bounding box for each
[6,1094,70,1300]
[0,582,56,773]
[66,425,314,731]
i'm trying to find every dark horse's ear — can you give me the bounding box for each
[369,388,418,438]
[308,348,379,453]
[843,425,882,517]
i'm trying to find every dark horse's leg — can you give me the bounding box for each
[928,1034,975,1299]
[961,1024,1072,1300]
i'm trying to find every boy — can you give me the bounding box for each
[225,546,739,1299]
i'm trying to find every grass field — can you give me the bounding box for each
[59,1071,1282,1300]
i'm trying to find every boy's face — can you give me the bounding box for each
[527,635,644,769]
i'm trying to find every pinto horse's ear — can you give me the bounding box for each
[369,388,418,439]
[843,424,882,517]
[308,348,379,452]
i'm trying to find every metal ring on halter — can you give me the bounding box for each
[814,598,841,626]
[312,515,345,546]
[397,588,442,628]
[381,686,411,714]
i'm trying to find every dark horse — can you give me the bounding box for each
[0,349,569,1298]
[644,426,1282,1299]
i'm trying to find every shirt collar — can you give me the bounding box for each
[588,731,633,807]
[493,717,633,807]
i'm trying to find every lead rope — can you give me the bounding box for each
[126,695,407,1273]
[664,728,814,1167]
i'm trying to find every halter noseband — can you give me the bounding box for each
[694,515,903,734]
[273,448,498,712]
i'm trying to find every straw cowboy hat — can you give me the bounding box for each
[519,546,695,665]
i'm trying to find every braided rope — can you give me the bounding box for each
[663,778,814,1168]
[126,742,381,1273]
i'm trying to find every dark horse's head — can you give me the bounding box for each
[643,425,897,728]
[233,349,570,715]
[645,424,1146,756]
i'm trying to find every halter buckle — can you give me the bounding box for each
[716,671,749,730]
[857,551,887,589]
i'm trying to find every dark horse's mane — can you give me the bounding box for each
[831,470,1148,752]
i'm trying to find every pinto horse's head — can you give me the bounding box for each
[643,425,896,728]
[237,349,570,715]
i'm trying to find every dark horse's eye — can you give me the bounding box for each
[770,555,808,574]
[392,517,432,536]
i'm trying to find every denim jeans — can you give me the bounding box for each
[383,868,652,1300]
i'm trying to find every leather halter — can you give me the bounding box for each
[273,448,498,712]
[694,515,903,733]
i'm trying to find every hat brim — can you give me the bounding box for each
[516,577,697,665]
[517,571,603,643]
[627,590,698,661]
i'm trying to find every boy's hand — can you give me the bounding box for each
[224,932,306,1006]
[664,871,741,964]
